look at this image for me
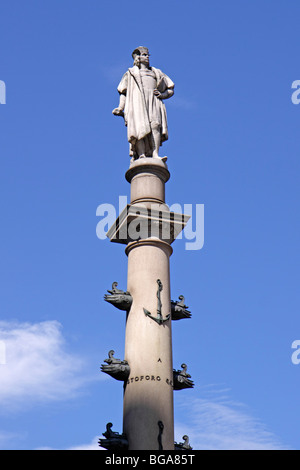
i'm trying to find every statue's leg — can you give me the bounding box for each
[136,139,146,158]
[151,124,161,158]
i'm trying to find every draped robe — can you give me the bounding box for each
[117,66,174,157]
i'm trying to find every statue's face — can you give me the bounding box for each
[139,50,150,66]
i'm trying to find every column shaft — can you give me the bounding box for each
[123,239,174,450]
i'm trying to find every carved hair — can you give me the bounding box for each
[133,54,141,67]
[132,46,149,67]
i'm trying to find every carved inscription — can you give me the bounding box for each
[126,375,173,387]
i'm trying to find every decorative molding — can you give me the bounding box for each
[107,204,190,246]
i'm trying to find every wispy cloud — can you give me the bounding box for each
[0,320,96,412]
[35,436,102,451]
[0,323,287,450]
[100,63,128,83]
[168,95,198,111]
[0,431,22,449]
[67,436,102,450]
[38,388,288,451]
[175,386,288,450]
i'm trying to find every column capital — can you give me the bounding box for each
[125,238,173,257]
[106,204,190,246]
[125,158,170,185]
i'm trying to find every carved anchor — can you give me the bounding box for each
[144,279,170,325]
[157,421,164,450]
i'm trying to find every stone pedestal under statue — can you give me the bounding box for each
[107,158,189,450]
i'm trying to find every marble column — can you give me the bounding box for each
[123,158,173,450]
[106,158,189,450]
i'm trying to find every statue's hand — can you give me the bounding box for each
[153,89,163,99]
[112,107,124,117]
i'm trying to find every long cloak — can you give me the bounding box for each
[117,66,174,156]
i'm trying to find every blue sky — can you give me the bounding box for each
[0,0,299,450]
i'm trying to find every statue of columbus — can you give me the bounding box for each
[113,47,174,161]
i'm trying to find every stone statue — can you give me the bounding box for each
[112,46,174,161]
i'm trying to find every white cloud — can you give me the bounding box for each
[67,436,102,450]
[101,63,128,83]
[0,431,21,448]
[1,322,287,450]
[35,436,102,451]
[175,387,288,450]
[38,389,287,451]
[0,320,94,411]
[168,95,198,111]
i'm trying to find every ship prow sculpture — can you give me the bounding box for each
[99,46,195,451]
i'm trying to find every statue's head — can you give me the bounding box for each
[132,46,150,67]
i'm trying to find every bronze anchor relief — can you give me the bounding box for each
[143,279,170,325]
